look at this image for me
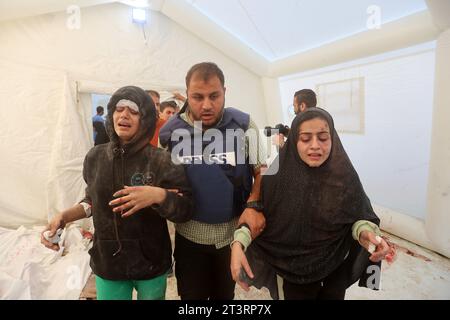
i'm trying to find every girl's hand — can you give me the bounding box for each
[109,186,166,218]
[230,242,254,291]
[359,231,390,262]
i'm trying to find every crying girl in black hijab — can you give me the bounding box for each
[230,107,390,300]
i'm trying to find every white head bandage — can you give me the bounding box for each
[116,99,139,113]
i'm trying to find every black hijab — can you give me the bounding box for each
[248,107,380,298]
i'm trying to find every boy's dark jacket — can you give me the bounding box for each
[82,86,193,280]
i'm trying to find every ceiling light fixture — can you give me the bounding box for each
[132,8,147,24]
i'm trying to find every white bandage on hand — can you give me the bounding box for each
[43,228,63,244]
[80,202,92,218]
[368,236,382,254]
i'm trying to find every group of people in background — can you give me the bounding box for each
[43,62,390,300]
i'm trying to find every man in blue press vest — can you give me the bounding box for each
[159,62,266,300]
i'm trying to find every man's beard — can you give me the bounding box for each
[189,99,225,130]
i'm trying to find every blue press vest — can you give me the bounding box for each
[160,107,253,224]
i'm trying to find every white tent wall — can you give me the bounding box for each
[45,77,92,225]
[0,60,92,229]
[0,2,267,228]
[0,60,68,228]
[425,28,450,257]
[277,42,450,256]
[279,42,435,221]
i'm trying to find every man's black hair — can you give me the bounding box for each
[294,89,317,109]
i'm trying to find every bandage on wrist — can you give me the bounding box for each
[80,202,92,218]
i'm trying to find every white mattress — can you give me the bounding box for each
[0,225,91,299]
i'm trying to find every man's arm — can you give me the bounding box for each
[238,118,267,239]
[247,167,262,202]
[238,168,266,239]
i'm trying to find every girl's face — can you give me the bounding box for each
[296,117,332,167]
[113,105,140,144]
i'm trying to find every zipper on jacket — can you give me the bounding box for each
[112,147,125,257]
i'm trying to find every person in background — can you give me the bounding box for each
[172,92,186,113]
[146,90,164,147]
[93,121,109,145]
[293,89,317,115]
[146,90,161,110]
[273,89,318,150]
[159,101,177,121]
[92,106,105,142]
[92,105,105,123]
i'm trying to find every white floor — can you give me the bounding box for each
[346,232,450,300]
[165,230,450,300]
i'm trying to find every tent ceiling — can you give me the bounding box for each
[185,0,428,61]
[0,0,433,75]
[0,1,428,59]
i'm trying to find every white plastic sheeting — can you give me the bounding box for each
[0,59,91,228]
[0,225,91,299]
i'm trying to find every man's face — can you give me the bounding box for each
[150,93,160,110]
[187,75,225,129]
[293,96,303,114]
[159,107,176,121]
